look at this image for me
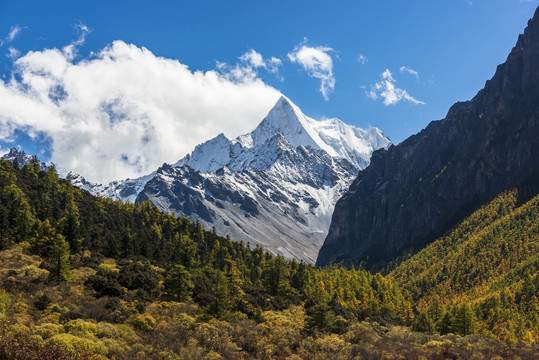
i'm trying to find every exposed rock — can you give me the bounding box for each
[317,8,539,269]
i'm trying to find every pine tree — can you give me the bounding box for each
[412,311,434,332]
[33,220,72,282]
[263,256,292,296]
[307,303,335,333]
[59,185,82,253]
[165,264,194,301]
[453,304,475,335]
[437,311,453,335]
[224,259,245,308]
[50,232,72,282]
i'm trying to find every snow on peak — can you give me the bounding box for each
[2,148,48,171]
[175,132,235,173]
[311,118,392,168]
[68,170,155,203]
[249,95,339,157]
[176,95,391,173]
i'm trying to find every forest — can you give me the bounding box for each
[0,158,537,359]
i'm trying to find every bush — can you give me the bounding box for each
[49,333,107,356]
[34,323,62,340]
[344,322,381,345]
[34,294,52,311]
[95,322,120,338]
[127,313,156,332]
[85,274,124,298]
[0,324,89,360]
[98,260,119,274]
[72,267,97,284]
[20,265,49,281]
[62,319,98,336]
[12,302,28,314]
[0,290,11,314]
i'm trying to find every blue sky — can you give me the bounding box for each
[0,0,537,182]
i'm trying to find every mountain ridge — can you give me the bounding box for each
[65,95,390,263]
[316,7,539,268]
[175,95,389,173]
[1,148,48,172]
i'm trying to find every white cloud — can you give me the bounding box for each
[7,25,22,42]
[1,25,23,47]
[366,69,425,106]
[288,43,335,100]
[240,49,265,68]
[7,47,20,59]
[399,65,419,78]
[358,54,368,64]
[62,23,91,59]
[219,49,282,81]
[0,41,281,183]
[267,57,283,74]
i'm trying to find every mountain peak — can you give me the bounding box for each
[275,94,292,107]
[2,148,48,171]
[260,95,306,134]
[175,95,390,173]
[251,96,339,156]
[4,147,28,159]
[6,148,22,156]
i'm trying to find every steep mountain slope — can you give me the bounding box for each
[137,96,389,264]
[317,8,539,269]
[389,177,539,340]
[391,178,539,302]
[68,96,390,264]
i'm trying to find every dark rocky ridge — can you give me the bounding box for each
[316,8,539,269]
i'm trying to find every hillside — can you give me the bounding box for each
[390,175,539,342]
[0,158,414,358]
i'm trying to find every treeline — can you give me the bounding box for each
[0,158,409,328]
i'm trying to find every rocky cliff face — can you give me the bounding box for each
[317,8,539,269]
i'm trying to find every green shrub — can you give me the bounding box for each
[98,260,119,274]
[127,313,156,331]
[49,333,107,355]
[12,302,28,314]
[176,313,195,328]
[0,324,86,360]
[20,265,49,281]
[0,290,11,314]
[62,319,98,336]
[95,322,119,338]
[34,323,62,340]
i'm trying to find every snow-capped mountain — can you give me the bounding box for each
[69,96,391,263]
[67,172,154,203]
[175,96,388,173]
[2,148,48,172]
